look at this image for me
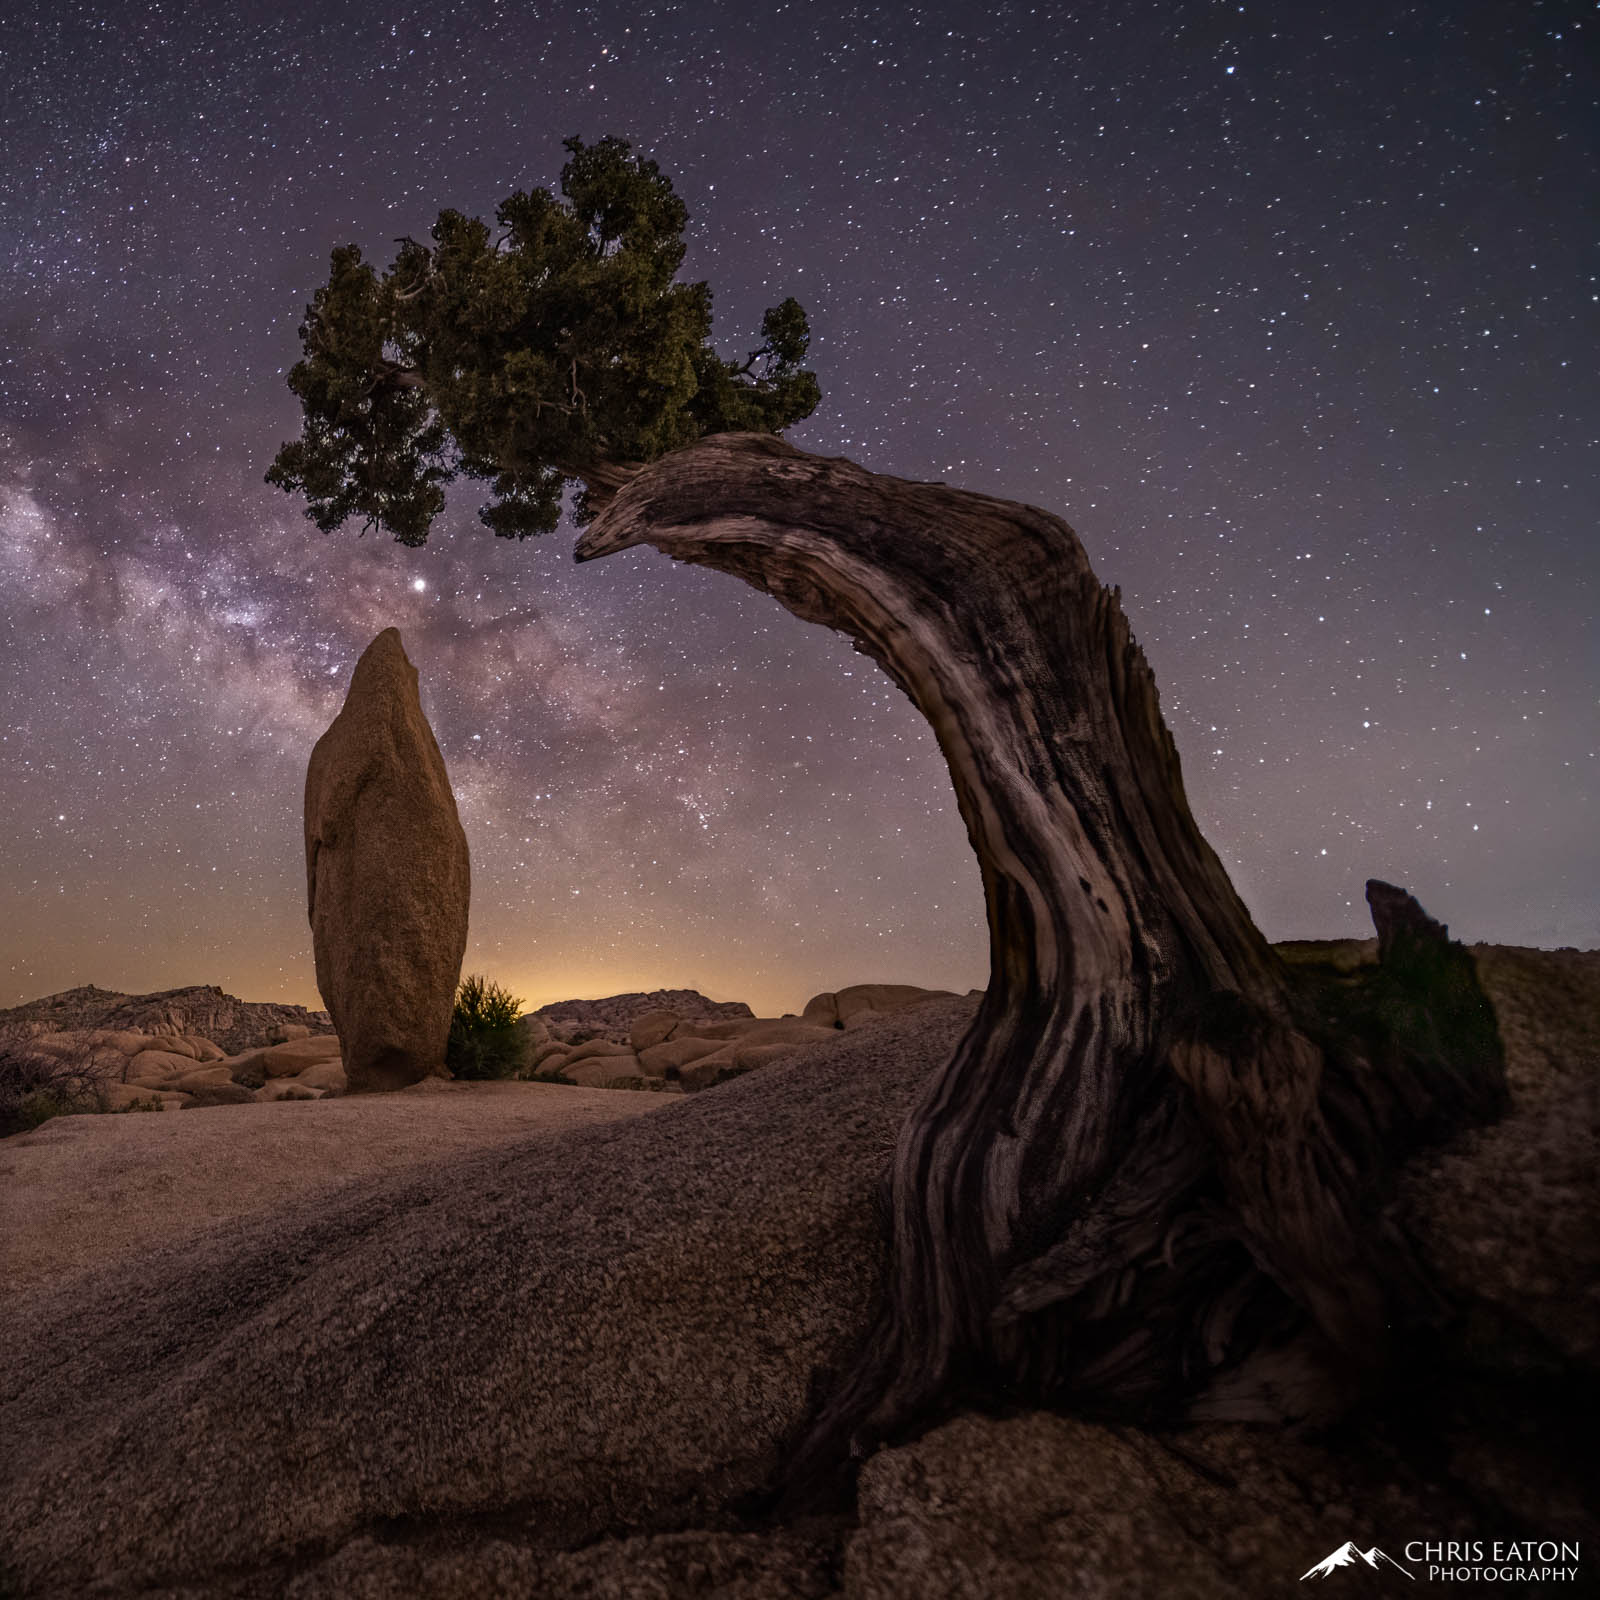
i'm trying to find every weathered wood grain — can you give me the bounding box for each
[578,432,1506,1478]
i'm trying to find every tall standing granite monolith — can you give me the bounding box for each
[304,628,469,1092]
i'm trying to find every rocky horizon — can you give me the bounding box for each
[0,983,336,1057]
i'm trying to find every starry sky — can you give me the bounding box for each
[1,0,1594,1016]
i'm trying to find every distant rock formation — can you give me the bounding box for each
[524,993,951,1094]
[801,982,962,1030]
[2,981,970,1114]
[0,983,333,1056]
[535,988,753,1045]
[304,629,469,1092]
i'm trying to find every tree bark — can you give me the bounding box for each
[576,432,1507,1481]
[569,455,645,500]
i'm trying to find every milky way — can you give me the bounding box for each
[2,0,1593,1013]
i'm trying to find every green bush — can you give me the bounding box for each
[0,1027,106,1138]
[446,974,527,1081]
[113,1095,167,1115]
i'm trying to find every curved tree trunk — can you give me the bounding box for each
[576,432,1506,1481]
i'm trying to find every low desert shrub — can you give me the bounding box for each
[0,1026,106,1138]
[446,974,527,1081]
[114,1094,167,1115]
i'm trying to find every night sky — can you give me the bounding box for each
[2,1,1594,1016]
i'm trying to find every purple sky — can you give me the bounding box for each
[2,0,1594,1014]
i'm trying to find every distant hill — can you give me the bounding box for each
[0,984,335,1056]
[0,982,760,1054]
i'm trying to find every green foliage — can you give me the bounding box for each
[447,974,528,1081]
[1357,932,1505,1091]
[0,1028,105,1138]
[1287,929,1508,1143]
[268,135,821,546]
[13,1087,89,1134]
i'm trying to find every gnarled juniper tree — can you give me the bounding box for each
[270,138,1508,1503]
[267,134,818,543]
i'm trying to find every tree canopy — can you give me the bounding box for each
[266,135,820,545]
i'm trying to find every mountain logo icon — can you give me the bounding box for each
[1301,1540,1416,1581]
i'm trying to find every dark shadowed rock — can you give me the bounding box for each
[304,628,469,1092]
[1430,945,1600,1373]
[845,1410,1472,1599]
[1365,877,1449,959]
